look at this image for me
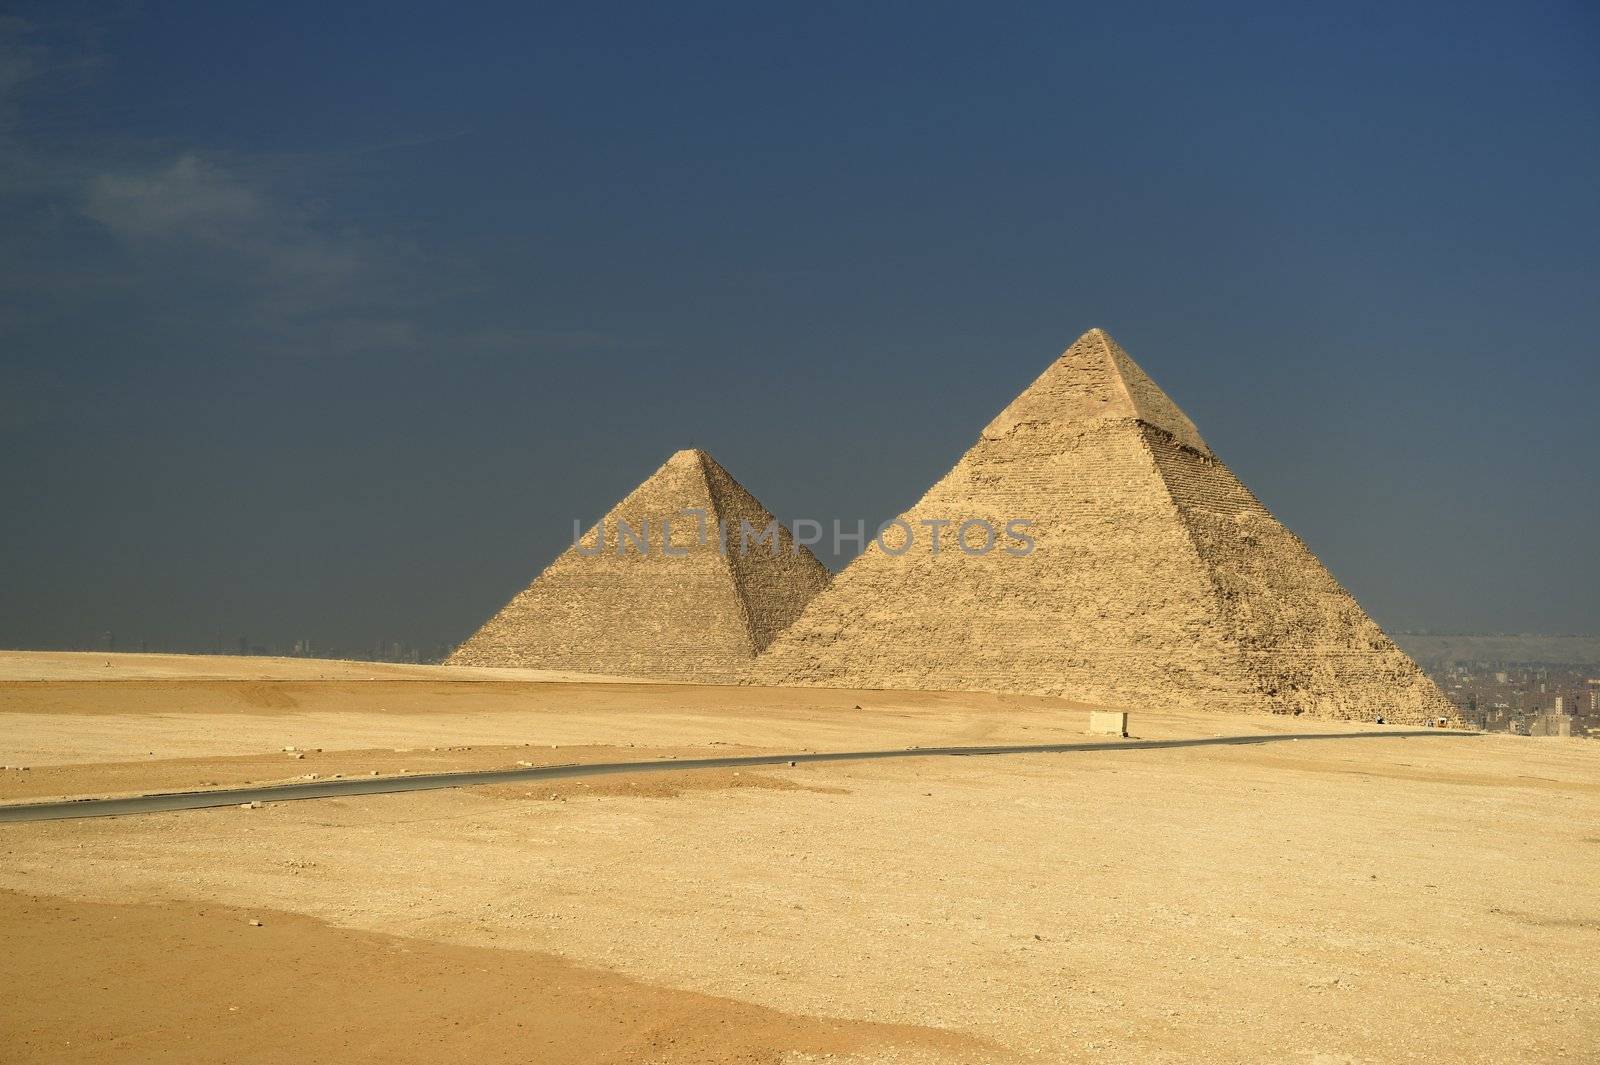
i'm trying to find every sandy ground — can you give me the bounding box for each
[1,651,1597,1063]
[0,649,655,683]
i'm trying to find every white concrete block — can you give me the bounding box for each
[1088,710,1129,737]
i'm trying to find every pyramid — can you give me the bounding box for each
[450,449,830,682]
[755,329,1461,725]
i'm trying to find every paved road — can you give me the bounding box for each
[0,730,1473,823]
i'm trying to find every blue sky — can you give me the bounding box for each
[1,1,1596,652]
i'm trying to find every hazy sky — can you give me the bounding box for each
[2,1,1596,653]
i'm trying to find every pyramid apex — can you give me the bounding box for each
[1072,326,1123,351]
[981,328,1210,455]
[661,448,724,484]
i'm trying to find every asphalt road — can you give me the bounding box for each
[0,730,1472,823]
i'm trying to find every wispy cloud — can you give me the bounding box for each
[1,16,633,364]
[85,155,265,240]
[0,17,422,357]
[84,154,381,306]
[76,150,435,354]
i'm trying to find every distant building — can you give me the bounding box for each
[1529,708,1577,738]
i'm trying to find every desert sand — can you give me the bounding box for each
[1,651,1596,1063]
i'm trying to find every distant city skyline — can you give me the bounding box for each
[3,3,1597,653]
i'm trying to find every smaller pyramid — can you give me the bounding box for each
[449,449,829,682]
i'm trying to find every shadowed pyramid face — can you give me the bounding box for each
[756,329,1459,726]
[450,449,829,682]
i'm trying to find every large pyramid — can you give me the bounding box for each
[450,449,830,681]
[755,329,1460,725]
